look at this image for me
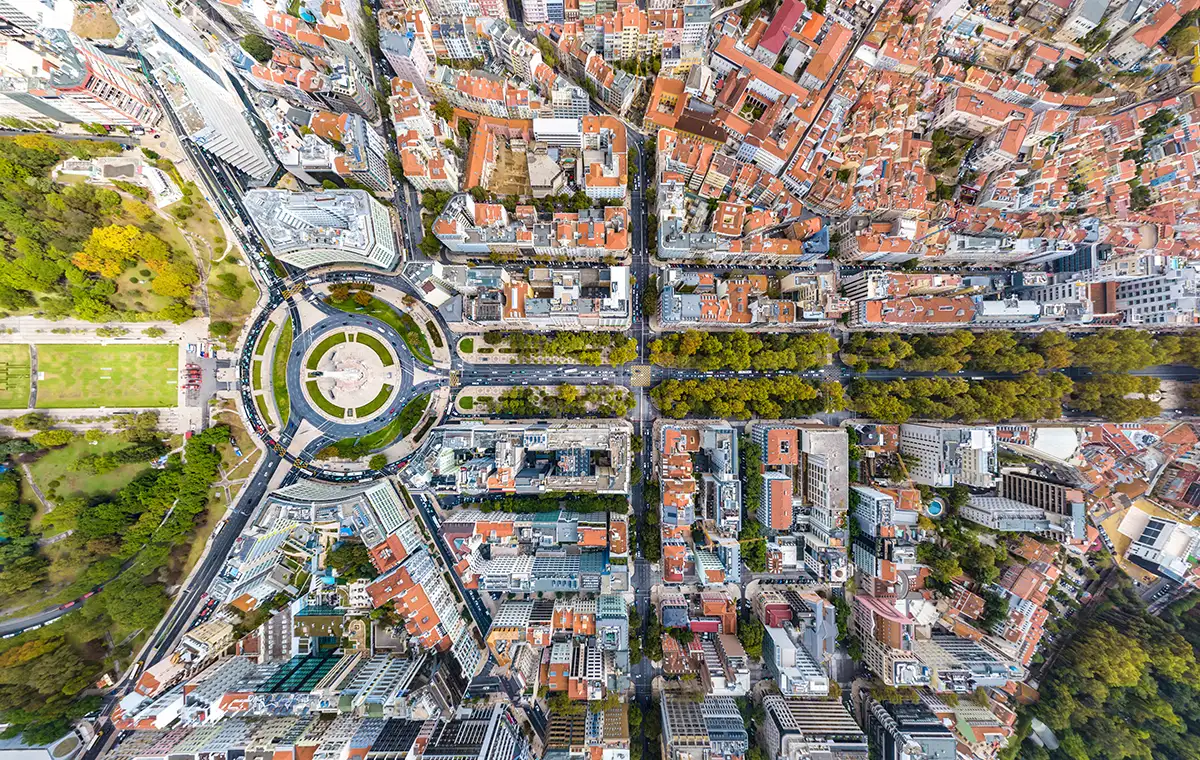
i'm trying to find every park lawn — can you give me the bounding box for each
[252,360,264,391]
[325,296,432,365]
[226,449,261,484]
[217,414,254,472]
[459,337,475,353]
[336,393,430,454]
[356,384,394,417]
[28,437,156,502]
[459,395,474,410]
[398,313,433,366]
[355,332,395,366]
[306,332,347,370]
[272,318,292,426]
[306,380,346,418]
[111,273,175,314]
[207,259,259,325]
[183,492,228,577]
[36,344,177,408]
[0,344,31,409]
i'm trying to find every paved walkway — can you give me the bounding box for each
[0,317,207,344]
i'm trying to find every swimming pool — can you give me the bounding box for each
[927,497,945,517]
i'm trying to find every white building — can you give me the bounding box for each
[899,424,998,489]
[1113,263,1200,326]
[0,31,160,128]
[132,0,276,180]
[1055,0,1109,41]
[1118,506,1200,584]
[243,189,400,269]
[762,623,830,697]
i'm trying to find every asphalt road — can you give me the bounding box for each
[140,449,284,671]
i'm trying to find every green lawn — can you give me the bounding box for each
[355,332,395,366]
[459,395,474,410]
[325,296,433,365]
[28,437,156,501]
[306,332,347,370]
[399,313,433,366]
[459,337,475,353]
[272,318,292,427]
[306,380,346,418]
[36,344,177,408]
[0,344,31,409]
[252,360,263,391]
[254,321,275,356]
[356,384,394,417]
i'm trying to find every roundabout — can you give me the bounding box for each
[238,277,452,482]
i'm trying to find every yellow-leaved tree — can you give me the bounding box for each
[73,224,142,277]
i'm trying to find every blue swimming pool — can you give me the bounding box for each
[927,497,945,517]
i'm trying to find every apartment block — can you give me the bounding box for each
[403,262,632,331]
[658,268,846,327]
[404,420,632,496]
[899,424,998,489]
[0,30,160,127]
[432,194,630,261]
[851,595,931,688]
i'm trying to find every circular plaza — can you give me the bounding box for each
[301,329,402,422]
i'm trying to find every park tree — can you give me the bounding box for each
[30,429,72,448]
[353,290,373,306]
[210,320,235,337]
[12,413,51,431]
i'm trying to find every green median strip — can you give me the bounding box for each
[272,317,292,427]
[254,321,275,356]
[255,394,274,427]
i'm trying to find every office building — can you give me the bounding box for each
[243,189,400,269]
[761,695,868,760]
[131,0,276,180]
[912,633,1025,693]
[404,420,633,496]
[660,695,748,760]
[899,424,998,489]
[863,699,957,760]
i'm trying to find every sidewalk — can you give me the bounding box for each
[0,317,207,344]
